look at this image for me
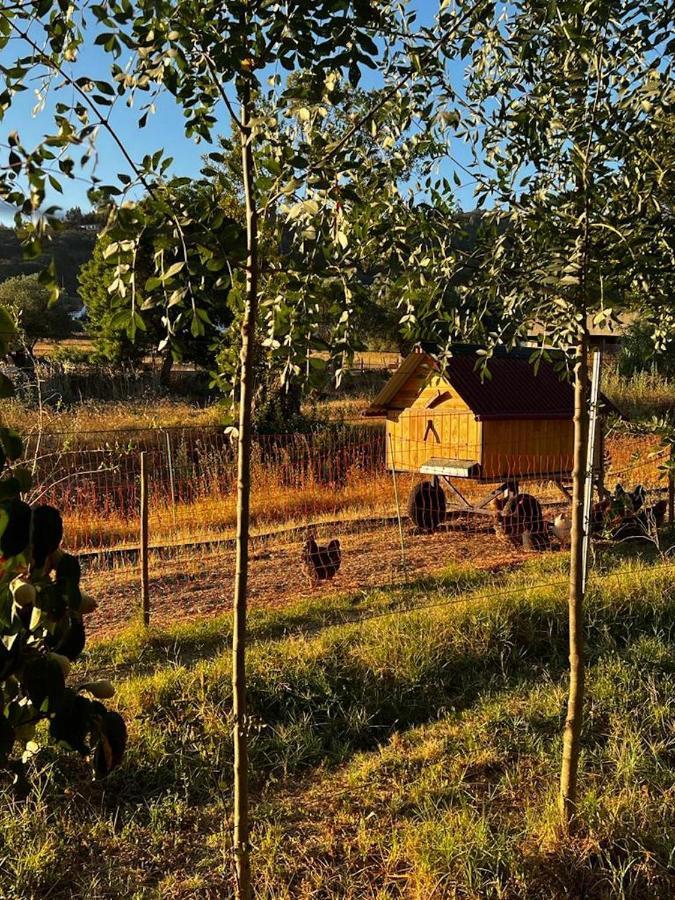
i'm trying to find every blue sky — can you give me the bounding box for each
[1,2,477,217]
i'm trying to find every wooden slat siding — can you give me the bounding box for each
[385,370,482,473]
[481,418,574,479]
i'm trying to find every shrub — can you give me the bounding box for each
[0,305,125,785]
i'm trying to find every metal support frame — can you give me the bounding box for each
[437,476,518,516]
[582,349,602,590]
[555,480,573,502]
[441,475,473,509]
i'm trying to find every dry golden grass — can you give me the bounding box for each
[1,397,222,439]
[64,467,403,550]
[604,366,675,419]
[605,429,668,487]
[53,428,668,553]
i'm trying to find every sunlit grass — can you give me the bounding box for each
[1,397,222,443]
[604,367,675,420]
[0,554,672,897]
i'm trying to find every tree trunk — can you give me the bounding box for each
[159,349,173,388]
[559,331,590,829]
[231,80,257,900]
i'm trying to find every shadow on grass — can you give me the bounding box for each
[76,557,673,813]
[80,561,508,679]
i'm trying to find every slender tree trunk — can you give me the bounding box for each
[559,330,590,829]
[231,78,257,900]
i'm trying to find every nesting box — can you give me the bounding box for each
[364,350,608,482]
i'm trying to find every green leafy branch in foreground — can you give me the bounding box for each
[0,306,125,785]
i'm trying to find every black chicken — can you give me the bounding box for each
[593,483,647,534]
[302,530,342,585]
[492,492,549,550]
[612,499,667,541]
[628,484,647,512]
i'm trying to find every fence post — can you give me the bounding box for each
[165,430,177,527]
[388,433,406,569]
[140,451,150,626]
[582,348,602,590]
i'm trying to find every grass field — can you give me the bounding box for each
[1,546,672,898]
[1,397,223,439]
[39,426,668,554]
[603,367,675,420]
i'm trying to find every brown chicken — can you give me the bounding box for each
[302,530,342,585]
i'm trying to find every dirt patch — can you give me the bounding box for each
[83,522,537,640]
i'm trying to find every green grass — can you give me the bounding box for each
[0,552,673,898]
[81,559,497,680]
[254,644,674,898]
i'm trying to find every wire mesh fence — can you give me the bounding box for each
[9,410,672,636]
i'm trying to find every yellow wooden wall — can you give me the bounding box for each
[480,418,574,479]
[386,370,482,472]
[384,364,578,479]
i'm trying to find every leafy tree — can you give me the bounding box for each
[0,227,96,295]
[79,182,240,384]
[619,321,675,378]
[209,86,453,422]
[0,306,125,785]
[0,3,446,894]
[0,273,78,368]
[425,0,675,829]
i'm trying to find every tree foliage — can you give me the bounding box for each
[0,1,448,376]
[0,274,78,357]
[0,309,124,783]
[431,0,675,357]
[79,182,239,375]
[0,225,96,296]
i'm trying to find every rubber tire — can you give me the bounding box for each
[408,480,446,532]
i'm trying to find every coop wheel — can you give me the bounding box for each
[408,480,446,532]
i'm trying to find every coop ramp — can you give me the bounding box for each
[419,458,481,478]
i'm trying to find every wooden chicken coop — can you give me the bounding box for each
[363,348,614,526]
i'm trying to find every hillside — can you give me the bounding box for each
[0,224,96,297]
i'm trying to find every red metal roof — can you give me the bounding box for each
[364,350,618,420]
[445,355,575,420]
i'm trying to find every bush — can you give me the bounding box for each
[0,307,125,785]
[618,322,675,377]
[0,274,79,360]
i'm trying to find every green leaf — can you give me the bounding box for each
[0,374,15,399]
[109,310,132,331]
[21,656,66,713]
[0,429,22,462]
[162,261,185,280]
[50,689,92,755]
[93,711,127,778]
[0,307,17,355]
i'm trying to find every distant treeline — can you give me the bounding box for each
[0,225,96,297]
